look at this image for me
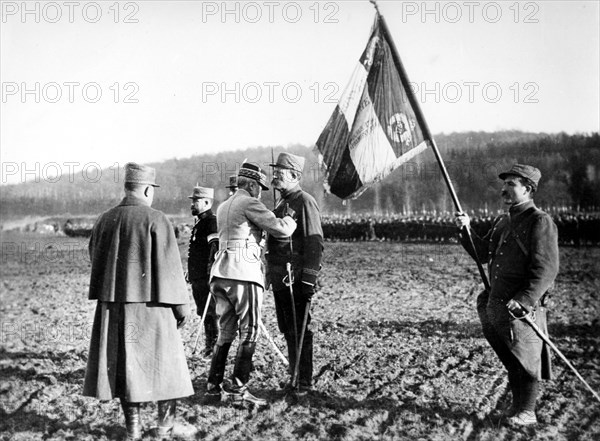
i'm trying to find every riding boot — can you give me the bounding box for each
[203,317,218,357]
[285,335,297,379]
[120,400,142,440]
[506,370,521,416]
[228,342,266,406]
[232,341,256,385]
[157,399,176,436]
[156,400,198,439]
[519,373,539,413]
[298,330,314,389]
[207,342,231,395]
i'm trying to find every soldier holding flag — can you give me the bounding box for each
[455,164,559,425]
[267,152,324,394]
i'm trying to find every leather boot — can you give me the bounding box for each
[298,330,314,389]
[226,342,267,406]
[120,400,142,440]
[157,400,197,439]
[285,335,297,379]
[232,341,256,385]
[207,342,231,396]
[203,317,218,357]
[506,371,521,416]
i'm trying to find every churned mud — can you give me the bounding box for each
[1,232,598,440]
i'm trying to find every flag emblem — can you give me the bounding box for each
[388,113,415,146]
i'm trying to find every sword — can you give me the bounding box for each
[291,298,311,390]
[193,290,289,366]
[284,262,298,357]
[259,320,289,367]
[510,308,600,404]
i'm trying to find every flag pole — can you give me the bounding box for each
[373,2,490,291]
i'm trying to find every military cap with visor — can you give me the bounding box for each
[270,152,305,174]
[238,162,269,190]
[188,186,214,199]
[499,163,541,190]
[124,162,160,187]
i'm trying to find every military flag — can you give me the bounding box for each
[316,12,431,200]
[317,5,492,291]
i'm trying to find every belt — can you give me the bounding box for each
[219,239,259,251]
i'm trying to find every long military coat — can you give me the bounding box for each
[83,195,194,402]
[462,200,559,379]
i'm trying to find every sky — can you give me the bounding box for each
[1,0,599,185]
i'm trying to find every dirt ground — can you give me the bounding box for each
[1,232,598,440]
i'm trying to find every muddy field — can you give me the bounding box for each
[1,231,599,440]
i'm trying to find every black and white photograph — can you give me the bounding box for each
[1,1,599,439]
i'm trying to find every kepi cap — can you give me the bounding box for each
[239,162,269,190]
[225,175,238,189]
[188,186,214,199]
[124,162,160,187]
[499,163,541,188]
[270,152,305,174]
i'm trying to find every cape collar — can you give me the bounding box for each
[119,194,151,207]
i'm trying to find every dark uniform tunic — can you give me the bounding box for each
[266,184,324,387]
[188,209,218,284]
[188,209,219,351]
[461,200,559,379]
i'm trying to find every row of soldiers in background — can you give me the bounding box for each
[319,212,600,246]
[58,208,600,246]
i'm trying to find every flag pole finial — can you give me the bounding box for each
[369,0,380,13]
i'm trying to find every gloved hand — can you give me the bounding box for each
[172,303,191,329]
[506,299,528,318]
[176,316,188,329]
[299,282,315,303]
[283,204,297,221]
[454,212,470,228]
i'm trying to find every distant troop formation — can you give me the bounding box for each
[320,212,600,246]
[83,160,566,438]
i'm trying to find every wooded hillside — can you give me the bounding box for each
[1,131,598,221]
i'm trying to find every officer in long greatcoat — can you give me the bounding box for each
[187,185,219,357]
[456,164,559,426]
[84,163,196,440]
[206,162,297,405]
[266,152,324,394]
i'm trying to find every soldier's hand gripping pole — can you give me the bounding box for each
[509,308,600,404]
[192,291,213,355]
[291,299,311,390]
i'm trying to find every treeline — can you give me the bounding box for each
[1,131,598,221]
